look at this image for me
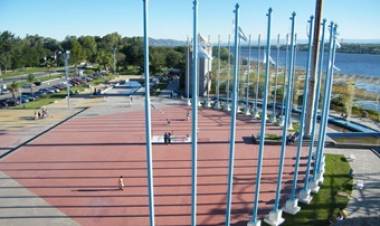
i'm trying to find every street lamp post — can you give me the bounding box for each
[113,47,117,75]
[64,50,71,109]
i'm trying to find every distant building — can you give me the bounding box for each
[186,42,213,97]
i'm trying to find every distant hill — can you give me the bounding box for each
[149,38,185,47]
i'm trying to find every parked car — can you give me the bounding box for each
[6,99,20,106]
[0,100,9,108]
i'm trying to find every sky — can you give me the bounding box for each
[1,0,379,42]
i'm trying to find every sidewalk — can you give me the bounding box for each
[325,148,380,224]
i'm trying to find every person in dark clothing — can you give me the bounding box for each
[164,132,168,144]
[168,132,172,144]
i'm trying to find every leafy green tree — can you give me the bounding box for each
[8,82,20,101]
[96,50,113,71]
[79,36,97,63]
[26,74,36,94]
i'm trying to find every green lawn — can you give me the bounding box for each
[281,154,353,226]
[14,93,66,110]
[2,67,61,78]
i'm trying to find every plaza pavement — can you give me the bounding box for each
[0,90,309,226]
[0,83,378,225]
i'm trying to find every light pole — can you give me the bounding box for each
[64,50,71,109]
[253,34,261,119]
[142,1,155,226]
[244,35,252,115]
[113,47,117,75]
[225,4,240,225]
[264,12,296,226]
[284,15,314,215]
[271,34,280,123]
[310,22,338,193]
[191,1,199,225]
[299,19,327,204]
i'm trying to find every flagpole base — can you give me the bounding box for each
[214,102,221,110]
[224,104,231,112]
[310,173,324,194]
[283,199,301,215]
[279,115,285,127]
[264,209,285,226]
[270,114,277,124]
[247,220,262,226]
[252,111,260,119]
[298,188,313,204]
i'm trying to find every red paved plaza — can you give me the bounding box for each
[0,103,308,226]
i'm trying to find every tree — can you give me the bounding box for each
[79,36,97,63]
[27,74,36,94]
[62,36,85,65]
[166,49,183,69]
[96,50,113,71]
[8,82,20,101]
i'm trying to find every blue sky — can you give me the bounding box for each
[1,0,379,42]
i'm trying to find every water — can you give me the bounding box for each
[240,48,380,78]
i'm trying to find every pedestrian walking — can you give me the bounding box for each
[119,176,125,190]
[186,111,190,121]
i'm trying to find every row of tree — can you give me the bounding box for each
[0,31,186,75]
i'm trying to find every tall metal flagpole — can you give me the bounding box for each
[281,34,289,117]
[225,34,231,111]
[187,36,191,106]
[284,15,314,215]
[225,4,240,225]
[245,35,252,115]
[287,34,297,130]
[264,12,296,226]
[191,1,199,225]
[253,34,261,118]
[216,35,221,109]
[142,1,155,225]
[206,35,212,108]
[248,8,272,226]
[310,22,337,192]
[299,19,327,204]
[271,34,280,123]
